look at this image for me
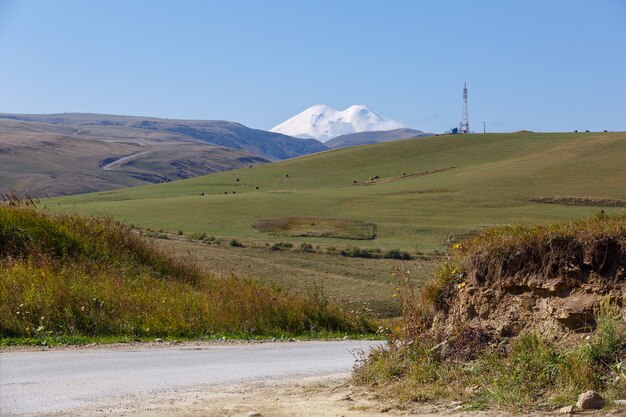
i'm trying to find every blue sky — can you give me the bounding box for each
[0,0,624,133]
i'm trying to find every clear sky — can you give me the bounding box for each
[0,0,624,133]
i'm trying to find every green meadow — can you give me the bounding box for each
[50,132,626,252]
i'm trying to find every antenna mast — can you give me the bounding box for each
[458,82,470,134]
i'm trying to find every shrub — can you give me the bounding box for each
[229,239,243,247]
[299,243,314,252]
[383,249,412,260]
[340,246,382,259]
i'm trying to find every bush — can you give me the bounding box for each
[340,246,382,259]
[270,241,294,251]
[229,239,243,247]
[299,243,314,252]
[383,249,412,260]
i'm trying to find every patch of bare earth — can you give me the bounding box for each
[19,375,572,417]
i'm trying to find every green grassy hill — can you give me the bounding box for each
[50,131,626,252]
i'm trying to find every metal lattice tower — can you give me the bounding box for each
[458,82,470,134]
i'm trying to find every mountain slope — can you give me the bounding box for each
[1,113,328,161]
[49,131,626,251]
[0,117,270,197]
[325,128,431,149]
[270,104,404,141]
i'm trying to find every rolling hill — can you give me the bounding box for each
[325,128,431,149]
[48,131,626,252]
[0,113,327,197]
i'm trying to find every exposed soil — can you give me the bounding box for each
[433,231,626,341]
[531,196,626,208]
[17,374,590,417]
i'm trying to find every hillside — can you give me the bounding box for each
[0,202,370,340]
[2,113,327,160]
[0,113,327,197]
[0,117,269,197]
[49,131,626,252]
[325,128,431,149]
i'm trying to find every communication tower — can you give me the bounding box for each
[458,83,470,134]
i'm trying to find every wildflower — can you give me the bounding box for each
[453,243,462,250]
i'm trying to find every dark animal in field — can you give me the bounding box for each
[236,178,240,182]
[224,191,228,194]
[285,174,289,178]
[352,180,357,184]
[200,192,204,196]
[255,186,259,189]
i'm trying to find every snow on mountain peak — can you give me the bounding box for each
[270,104,404,142]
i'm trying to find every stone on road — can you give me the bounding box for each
[0,341,380,416]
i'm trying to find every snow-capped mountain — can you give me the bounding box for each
[270,104,405,142]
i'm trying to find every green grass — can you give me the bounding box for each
[0,205,374,340]
[152,237,442,318]
[48,132,626,251]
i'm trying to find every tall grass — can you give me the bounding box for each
[0,205,373,339]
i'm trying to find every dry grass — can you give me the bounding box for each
[0,204,374,339]
[153,237,441,318]
[251,217,377,240]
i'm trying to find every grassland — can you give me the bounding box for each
[152,236,442,318]
[49,131,626,252]
[0,204,373,342]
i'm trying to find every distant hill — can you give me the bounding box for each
[1,113,327,160]
[0,113,328,197]
[325,128,431,149]
[0,117,271,197]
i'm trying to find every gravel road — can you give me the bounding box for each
[0,340,381,416]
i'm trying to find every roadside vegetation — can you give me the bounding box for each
[0,199,374,345]
[354,214,626,411]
